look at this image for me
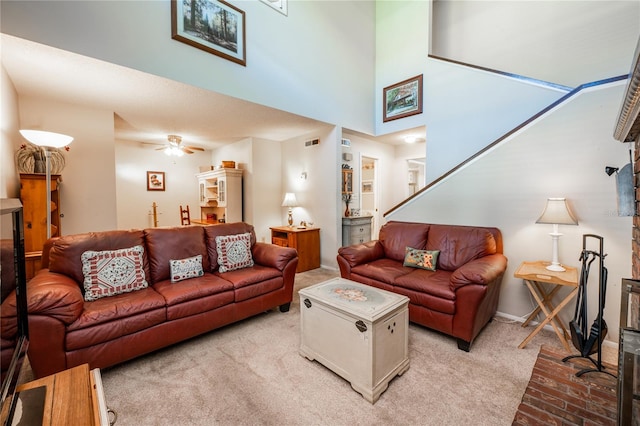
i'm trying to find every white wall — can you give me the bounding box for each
[0,65,20,199]
[115,140,208,230]
[375,0,431,137]
[281,126,339,269]
[0,0,376,135]
[18,97,118,234]
[424,58,569,182]
[389,81,632,344]
[432,1,640,87]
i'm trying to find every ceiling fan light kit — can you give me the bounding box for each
[156,134,205,156]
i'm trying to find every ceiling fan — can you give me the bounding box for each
[156,135,205,156]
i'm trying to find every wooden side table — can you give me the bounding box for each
[514,260,579,352]
[270,226,320,272]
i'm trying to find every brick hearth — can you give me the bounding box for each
[513,345,618,425]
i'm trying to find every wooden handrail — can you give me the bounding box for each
[384,58,628,217]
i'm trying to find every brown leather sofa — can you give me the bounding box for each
[1,222,298,378]
[337,221,507,351]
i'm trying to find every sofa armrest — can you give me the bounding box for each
[450,254,508,291]
[252,242,297,271]
[26,270,84,324]
[337,241,384,267]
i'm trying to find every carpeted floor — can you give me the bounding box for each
[100,268,565,425]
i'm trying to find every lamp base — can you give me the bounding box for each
[546,263,566,272]
[287,209,293,226]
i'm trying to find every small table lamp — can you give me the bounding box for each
[19,130,74,239]
[281,192,298,226]
[536,197,578,272]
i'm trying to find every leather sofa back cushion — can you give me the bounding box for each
[204,222,256,271]
[379,221,429,262]
[48,230,148,286]
[426,225,497,271]
[144,226,209,283]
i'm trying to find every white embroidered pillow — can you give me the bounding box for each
[81,245,148,301]
[215,233,254,273]
[170,255,204,283]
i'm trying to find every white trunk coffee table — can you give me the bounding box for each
[299,278,410,403]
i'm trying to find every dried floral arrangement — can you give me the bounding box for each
[15,143,68,174]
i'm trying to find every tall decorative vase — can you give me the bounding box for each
[344,202,350,217]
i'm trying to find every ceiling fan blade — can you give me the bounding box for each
[155,147,166,151]
[185,146,205,151]
[182,148,194,154]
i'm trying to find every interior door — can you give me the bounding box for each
[361,156,380,239]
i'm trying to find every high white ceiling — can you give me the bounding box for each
[2,34,422,150]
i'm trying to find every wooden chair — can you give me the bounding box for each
[179,205,191,226]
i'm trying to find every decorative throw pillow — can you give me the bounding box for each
[403,247,439,271]
[81,245,148,301]
[215,233,254,273]
[170,255,204,283]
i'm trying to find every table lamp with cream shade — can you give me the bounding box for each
[281,192,298,226]
[536,197,578,272]
[19,130,74,239]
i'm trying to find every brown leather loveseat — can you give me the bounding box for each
[337,221,507,351]
[2,222,297,378]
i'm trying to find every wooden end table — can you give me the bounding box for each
[515,260,579,352]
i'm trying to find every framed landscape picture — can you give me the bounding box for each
[383,75,423,122]
[171,0,246,66]
[147,171,165,191]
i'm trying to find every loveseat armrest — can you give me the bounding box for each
[252,242,297,271]
[25,270,84,325]
[337,241,384,267]
[450,254,508,291]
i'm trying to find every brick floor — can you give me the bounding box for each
[513,345,618,426]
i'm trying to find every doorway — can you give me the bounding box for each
[361,156,380,239]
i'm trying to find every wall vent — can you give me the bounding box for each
[341,138,351,147]
[305,139,320,147]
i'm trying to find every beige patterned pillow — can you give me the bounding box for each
[215,233,254,273]
[170,255,204,283]
[81,245,148,301]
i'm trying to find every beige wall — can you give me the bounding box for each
[115,140,209,230]
[1,65,20,199]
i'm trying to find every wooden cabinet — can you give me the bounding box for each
[342,216,372,246]
[19,173,62,279]
[196,168,242,224]
[2,364,109,425]
[270,226,320,272]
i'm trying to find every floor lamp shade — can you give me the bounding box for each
[536,198,578,272]
[19,130,74,239]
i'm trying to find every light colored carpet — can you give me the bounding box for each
[101,268,562,426]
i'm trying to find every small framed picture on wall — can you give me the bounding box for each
[147,171,165,191]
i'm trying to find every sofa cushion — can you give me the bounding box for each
[403,247,439,271]
[216,233,254,272]
[217,264,283,302]
[170,255,204,283]
[350,258,412,285]
[426,225,497,271]
[394,268,456,301]
[144,226,209,284]
[153,274,235,321]
[379,221,429,262]
[49,230,149,287]
[204,223,256,271]
[66,287,167,351]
